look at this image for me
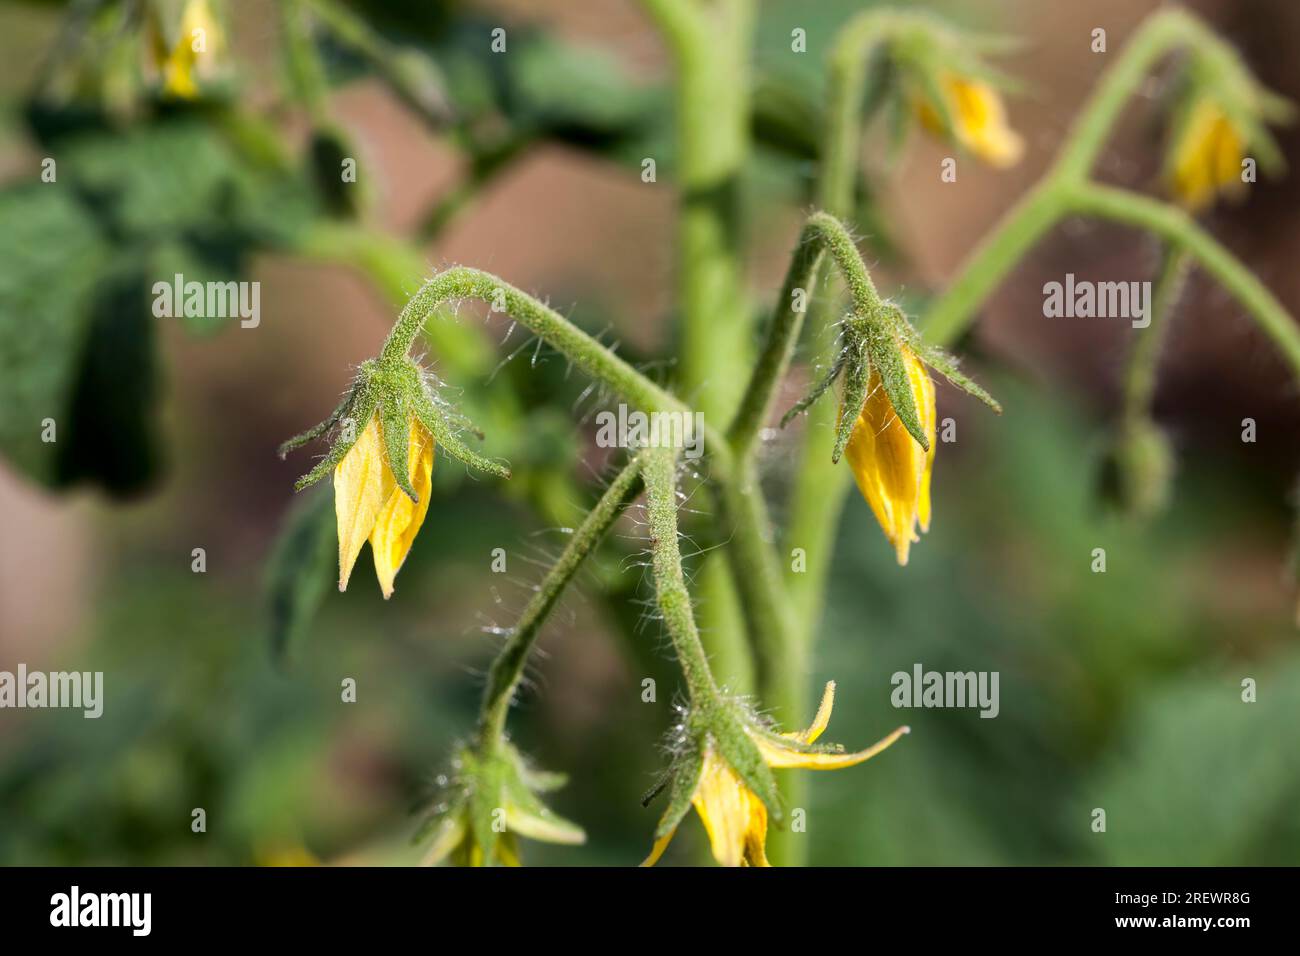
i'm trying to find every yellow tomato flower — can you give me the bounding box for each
[1167,100,1248,211]
[151,0,222,100]
[917,72,1024,167]
[334,411,435,598]
[843,346,936,566]
[643,682,909,867]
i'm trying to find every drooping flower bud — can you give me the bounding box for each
[279,356,508,598]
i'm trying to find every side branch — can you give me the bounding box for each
[726,211,890,460]
[384,267,682,415]
[477,456,645,746]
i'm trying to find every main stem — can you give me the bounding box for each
[641,0,756,699]
[477,456,644,747]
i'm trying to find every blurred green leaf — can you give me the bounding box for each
[266,486,338,665]
[0,184,108,487]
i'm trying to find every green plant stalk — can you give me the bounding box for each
[727,211,884,460]
[723,211,897,812]
[766,12,916,862]
[920,8,1297,354]
[295,224,495,377]
[477,456,645,747]
[1072,184,1300,379]
[305,0,452,128]
[1122,246,1189,427]
[384,267,700,431]
[640,0,756,697]
[280,0,330,122]
[781,9,923,646]
[643,449,724,707]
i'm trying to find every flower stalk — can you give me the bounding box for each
[922,8,1299,367]
[476,456,645,746]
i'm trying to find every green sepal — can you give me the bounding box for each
[379,384,417,503]
[780,352,846,428]
[466,752,504,864]
[265,484,336,665]
[654,749,704,840]
[519,765,569,793]
[290,385,377,491]
[502,771,585,846]
[831,332,870,464]
[712,716,782,823]
[863,322,928,451]
[919,344,1002,413]
[412,389,512,480]
[276,383,356,459]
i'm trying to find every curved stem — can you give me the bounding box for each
[1071,184,1300,379]
[718,470,802,712]
[384,267,739,475]
[1123,246,1189,426]
[295,224,496,377]
[922,7,1258,350]
[643,449,723,706]
[477,456,645,747]
[1050,9,1201,182]
[727,211,890,461]
[921,182,1069,347]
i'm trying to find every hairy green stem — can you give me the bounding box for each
[768,11,928,864]
[387,267,695,429]
[1123,246,1189,426]
[727,211,886,461]
[640,0,755,698]
[718,471,801,709]
[295,224,495,376]
[477,457,644,747]
[643,449,723,706]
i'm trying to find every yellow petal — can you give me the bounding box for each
[785,680,836,745]
[495,833,522,867]
[1169,101,1245,210]
[160,0,221,100]
[908,351,938,532]
[942,74,1024,168]
[640,828,677,867]
[755,724,910,770]
[692,748,764,868]
[369,416,435,598]
[844,352,935,566]
[741,789,771,867]
[334,414,386,592]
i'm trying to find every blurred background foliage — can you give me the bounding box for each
[1,0,1298,865]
